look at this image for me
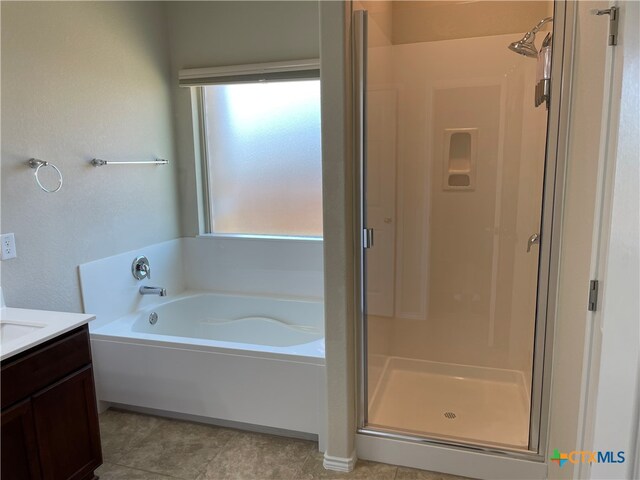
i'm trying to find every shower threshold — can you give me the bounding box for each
[367,357,530,449]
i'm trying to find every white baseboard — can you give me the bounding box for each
[323,451,357,472]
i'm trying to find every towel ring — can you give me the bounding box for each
[28,159,63,193]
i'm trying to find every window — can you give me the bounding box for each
[186,60,323,238]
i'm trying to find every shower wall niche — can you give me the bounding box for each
[443,129,476,190]
[362,0,552,449]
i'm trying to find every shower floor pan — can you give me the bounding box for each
[367,357,530,449]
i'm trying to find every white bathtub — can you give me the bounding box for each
[90,292,326,441]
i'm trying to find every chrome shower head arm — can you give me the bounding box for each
[530,17,553,35]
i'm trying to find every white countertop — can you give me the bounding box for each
[0,307,95,361]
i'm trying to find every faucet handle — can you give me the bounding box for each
[141,263,150,279]
[132,256,151,280]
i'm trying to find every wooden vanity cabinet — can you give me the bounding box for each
[1,400,42,479]
[1,325,103,480]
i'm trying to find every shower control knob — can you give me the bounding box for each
[527,233,540,253]
[132,255,151,280]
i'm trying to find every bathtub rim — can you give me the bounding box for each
[130,290,325,330]
[90,290,325,364]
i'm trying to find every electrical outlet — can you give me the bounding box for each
[1,233,17,260]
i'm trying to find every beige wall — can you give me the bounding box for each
[164,1,320,237]
[359,1,393,46]
[0,1,180,312]
[392,1,551,44]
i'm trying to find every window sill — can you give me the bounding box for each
[196,233,323,243]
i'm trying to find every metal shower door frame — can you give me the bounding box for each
[354,0,576,460]
[354,7,369,431]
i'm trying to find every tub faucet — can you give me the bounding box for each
[139,286,167,297]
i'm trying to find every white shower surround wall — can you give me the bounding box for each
[80,237,324,330]
[79,236,326,444]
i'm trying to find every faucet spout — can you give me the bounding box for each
[139,286,167,297]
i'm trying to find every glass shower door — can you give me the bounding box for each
[358,0,556,451]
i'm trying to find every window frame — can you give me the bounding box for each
[183,59,322,239]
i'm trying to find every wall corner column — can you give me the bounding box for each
[319,0,358,471]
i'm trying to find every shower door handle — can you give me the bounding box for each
[527,233,540,252]
[363,228,374,249]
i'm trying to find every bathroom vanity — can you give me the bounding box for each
[1,306,101,480]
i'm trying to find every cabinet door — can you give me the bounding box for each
[1,399,42,479]
[32,366,102,480]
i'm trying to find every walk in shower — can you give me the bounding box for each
[356,0,563,455]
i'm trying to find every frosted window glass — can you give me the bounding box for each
[203,80,323,236]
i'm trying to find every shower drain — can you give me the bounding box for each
[444,412,456,419]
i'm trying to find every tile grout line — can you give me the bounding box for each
[291,444,317,479]
[102,413,169,473]
[194,428,241,479]
[103,461,189,480]
[110,460,189,480]
[102,411,236,480]
[101,412,477,480]
[103,411,323,480]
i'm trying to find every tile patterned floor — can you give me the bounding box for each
[96,409,472,480]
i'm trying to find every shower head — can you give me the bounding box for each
[508,16,553,58]
[508,32,539,57]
